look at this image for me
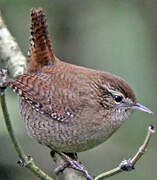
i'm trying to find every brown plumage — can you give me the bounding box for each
[27,8,55,73]
[9,8,152,153]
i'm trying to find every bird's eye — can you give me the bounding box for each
[113,94,123,103]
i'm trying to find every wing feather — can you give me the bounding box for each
[9,74,74,123]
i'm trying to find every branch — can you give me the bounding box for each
[0,11,26,77]
[94,125,155,180]
[0,81,54,180]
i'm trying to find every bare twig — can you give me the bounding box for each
[130,125,155,165]
[0,87,54,180]
[94,125,155,180]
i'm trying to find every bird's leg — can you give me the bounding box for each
[52,151,93,180]
[54,160,69,174]
[66,152,78,160]
[54,152,78,174]
[50,150,69,174]
[51,151,77,174]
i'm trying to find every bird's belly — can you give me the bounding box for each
[20,100,123,152]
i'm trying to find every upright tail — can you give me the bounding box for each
[27,8,55,73]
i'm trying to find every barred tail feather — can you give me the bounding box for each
[27,8,55,73]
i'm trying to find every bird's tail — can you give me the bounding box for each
[27,8,55,73]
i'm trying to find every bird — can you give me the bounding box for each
[8,8,153,179]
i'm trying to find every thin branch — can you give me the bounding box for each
[94,125,155,180]
[0,90,27,161]
[0,89,54,180]
[130,125,155,165]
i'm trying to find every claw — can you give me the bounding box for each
[53,151,93,180]
[54,161,69,174]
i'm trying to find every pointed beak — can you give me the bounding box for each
[132,103,154,115]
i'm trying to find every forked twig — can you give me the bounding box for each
[0,80,54,180]
[94,125,155,180]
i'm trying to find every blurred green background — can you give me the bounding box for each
[0,0,157,180]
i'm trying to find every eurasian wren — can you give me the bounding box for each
[9,8,153,154]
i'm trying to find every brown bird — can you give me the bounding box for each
[8,8,153,179]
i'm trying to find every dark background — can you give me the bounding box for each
[0,1,157,180]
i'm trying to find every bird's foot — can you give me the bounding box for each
[54,152,78,174]
[54,161,69,174]
[52,151,93,180]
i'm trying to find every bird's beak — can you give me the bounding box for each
[132,103,154,115]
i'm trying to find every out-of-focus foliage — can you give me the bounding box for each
[0,1,156,180]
